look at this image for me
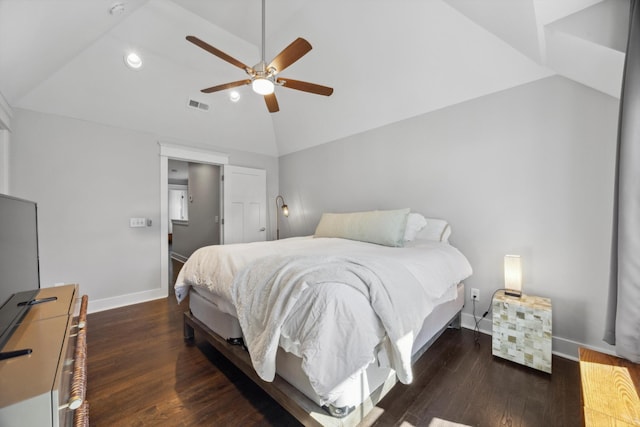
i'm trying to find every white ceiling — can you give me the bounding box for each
[0,0,628,157]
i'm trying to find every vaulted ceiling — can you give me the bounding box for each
[0,0,628,157]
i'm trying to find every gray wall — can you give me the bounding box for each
[279,76,618,355]
[172,163,220,258]
[9,108,279,307]
[10,109,160,301]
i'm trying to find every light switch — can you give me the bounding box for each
[129,217,146,228]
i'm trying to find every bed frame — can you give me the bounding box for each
[183,284,465,427]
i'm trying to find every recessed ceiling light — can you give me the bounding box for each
[229,91,240,102]
[124,52,143,70]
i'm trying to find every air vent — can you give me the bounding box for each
[187,98,210,112]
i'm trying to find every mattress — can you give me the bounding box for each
[189,287,241,340]
[188,282,465,409]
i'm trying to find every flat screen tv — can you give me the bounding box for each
[0,193,41,352]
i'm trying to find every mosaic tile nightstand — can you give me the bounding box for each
[492,291,552,373]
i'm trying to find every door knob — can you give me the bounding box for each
[259,227,266,232]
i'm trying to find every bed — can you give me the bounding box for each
[175,210,472,426]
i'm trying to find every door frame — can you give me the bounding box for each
[159,142,229,296]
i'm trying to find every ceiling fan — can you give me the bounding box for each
[186,0,333,113]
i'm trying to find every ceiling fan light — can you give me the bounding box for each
[252,78,274,95]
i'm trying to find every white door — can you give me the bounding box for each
[222,165,267,244]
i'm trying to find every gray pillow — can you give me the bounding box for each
[314,208,410,247]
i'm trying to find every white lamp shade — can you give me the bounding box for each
[504,255,522,292]
[252,78,274,95]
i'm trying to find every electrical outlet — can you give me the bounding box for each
[471,288,480,301]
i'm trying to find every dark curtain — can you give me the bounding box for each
[604,0,640,362]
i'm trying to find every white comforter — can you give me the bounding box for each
[175,236,467,306]
[174,236,472,404]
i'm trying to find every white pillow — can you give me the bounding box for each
[403,213,427,241]
[314,208,410,247]
[414,218,451,242]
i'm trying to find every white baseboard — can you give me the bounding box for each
[460,312,616,362]
[88,287,168,314]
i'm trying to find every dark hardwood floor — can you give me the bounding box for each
[87,296,583,426]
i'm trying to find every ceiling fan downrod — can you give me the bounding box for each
[261,0,266,64]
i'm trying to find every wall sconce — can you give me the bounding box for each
[275,195,289,240]
[504,254,522,297]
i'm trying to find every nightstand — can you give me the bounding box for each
[492,290,552,373]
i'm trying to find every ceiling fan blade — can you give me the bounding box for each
[277,78,334,96]
[268,38,312,73]
[186,35,251,71]
[264,93,279,113]
[201,80,251,93]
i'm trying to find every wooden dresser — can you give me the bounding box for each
[0,284,89,427]
[579,347,640,426]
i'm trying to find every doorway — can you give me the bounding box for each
[159,144,229,297]
[168,160,222,291]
